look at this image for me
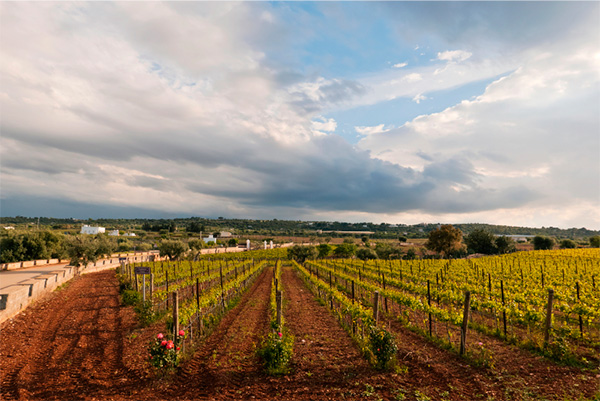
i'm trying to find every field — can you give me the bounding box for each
[1,249,598,400]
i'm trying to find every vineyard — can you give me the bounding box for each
[1,248,598,400]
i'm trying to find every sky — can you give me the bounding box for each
[1,2,599,229]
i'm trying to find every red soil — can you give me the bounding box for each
[1,267,598,401]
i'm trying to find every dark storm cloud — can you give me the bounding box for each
[0,196,180,220]
[184,134,538,215]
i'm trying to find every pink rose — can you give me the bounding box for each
[178,330,185,336]
[166,341,174,350]
[157,333,164,339]
[278,332,282,338]
[176,347,180,351]
[161,340,167,347]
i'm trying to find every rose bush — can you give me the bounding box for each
[149,331,186,371]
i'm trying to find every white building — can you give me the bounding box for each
[108,230,120,236]
[203,234,217,244]
[81,225,105,235]
[123,232,137,237]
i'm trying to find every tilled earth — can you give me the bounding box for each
[1,267,598,401]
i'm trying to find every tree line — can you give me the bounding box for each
[2,216,599,240]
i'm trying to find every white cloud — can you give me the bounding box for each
[312,117,337,134]
[359,41,600,226]
[393,62,408,68]
[437,50,473,63]
[355,124,392,136]
[402,73,423,83]
[412,93,427,104]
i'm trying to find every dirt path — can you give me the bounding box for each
[166,266,273,400]
[273,265,374,399]
[0,270,146,400]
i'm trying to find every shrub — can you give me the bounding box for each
[116,272,133,292]
[287,245,317,263]
[317,243,332,258]
[356,247,378,260]
[559,239,577,249]
[332,243,357,258]
[121,289,141,306]
[149,330,186,372]
[533,236,554,250]
[403,248,418,260]
[134,300,156,326]
[369,325,397,370]
[257,331,294,374]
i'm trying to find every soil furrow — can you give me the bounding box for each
[168,265,272,400]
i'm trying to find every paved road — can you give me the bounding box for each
[0,263,71,290]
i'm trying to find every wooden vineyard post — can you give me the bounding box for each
[275,278,278,293]
[150,274,154,306]
[373,291,380,324]
[544,288,554,347]
[220,264,225,311]
[134,271,139,292]
[352,280,355,304]
[329,271,333,288]
[427,280,432,337]
[172,291,179,341]
[196,278,200,311]
[576,282,583,338]
[436,273,440,304]
[382,273,388,313]
[501,280,507,338]
[459,291,471,356]
[541,270,545,288]
[166,271,170,308]
[276,290,282,330]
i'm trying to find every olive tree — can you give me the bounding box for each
[533,236,554,250]
[159,240,189,260]
[465,229,497,254]
[287,245,318,263]
[425,225,463,258]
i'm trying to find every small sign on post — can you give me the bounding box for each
[134,266,151,301]
[134,266,151,275]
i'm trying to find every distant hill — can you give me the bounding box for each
[1,216,598,240]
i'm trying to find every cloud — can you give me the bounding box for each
[312,117,337,135]
[402,73,423,83]
[393,62,408,68]
[288,77,366,115]
[359,41,600,226]
[355,124,392,136]
[437,50,472,63]
[1,2,598,229]
[412,93,427,104]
